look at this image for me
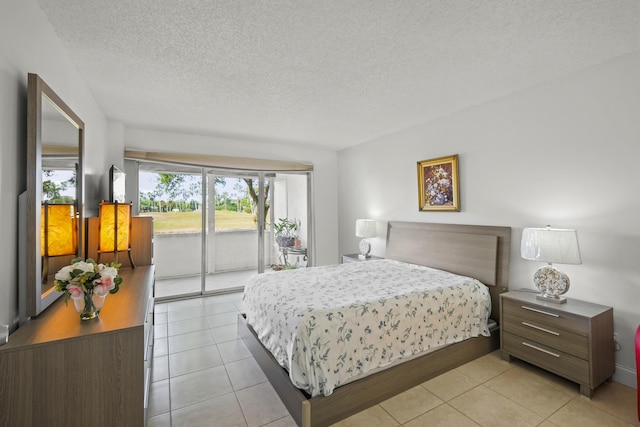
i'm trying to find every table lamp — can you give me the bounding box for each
[98,201,135,268]
[355,219,376,260]
[41,202,77,281]
[521,226,581,303]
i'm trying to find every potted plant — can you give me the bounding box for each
[274,217,300,247]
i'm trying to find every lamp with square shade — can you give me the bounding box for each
[520,226,581,303]
[40,202,77,282]
[97,201,135,268]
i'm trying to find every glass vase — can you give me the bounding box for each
[72,290,107,320]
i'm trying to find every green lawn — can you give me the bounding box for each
[140,210,258,234]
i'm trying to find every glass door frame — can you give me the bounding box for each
[203,169,274,295]
[132,160,314,301]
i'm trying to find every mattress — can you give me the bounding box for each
[243,259,491,397]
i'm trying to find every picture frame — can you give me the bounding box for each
[417,154,460,211]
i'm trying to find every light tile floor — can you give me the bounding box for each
[148,292,639,427]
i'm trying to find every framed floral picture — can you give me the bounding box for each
[417,154,460,211]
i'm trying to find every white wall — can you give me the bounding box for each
[124,128,339,267]
[0,0,109,331]
[0,0,339,334]
[338,53,640,388]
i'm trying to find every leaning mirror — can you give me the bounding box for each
[23,73,84,319]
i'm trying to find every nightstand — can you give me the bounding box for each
[500,291,614,398]
[341,254,383,264]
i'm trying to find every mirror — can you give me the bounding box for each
[25,73,84,318]
[109,165,126,203]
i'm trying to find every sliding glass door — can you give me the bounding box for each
[138,163,203,298]
[204,171,272,293]
[135,161,312,300]
[272,173,310,270]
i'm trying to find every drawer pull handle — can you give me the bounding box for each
[522,341,560,358]
[144,367,151,408]
[522,321,560,336]
[521,305,559,318]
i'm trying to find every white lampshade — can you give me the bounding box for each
[521,227,581,265]
[355,219,376,238]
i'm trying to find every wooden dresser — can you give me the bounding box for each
[0,265,154,426]
[500,291,614,397]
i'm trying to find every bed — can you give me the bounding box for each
[238,221,511,426]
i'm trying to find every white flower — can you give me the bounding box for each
[73,261,96,274]
[99,266,118,281]
[55,265,73,282]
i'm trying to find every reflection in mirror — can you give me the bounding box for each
[23,73,84,319]
[40,97,80,292]
[109,165,126,203]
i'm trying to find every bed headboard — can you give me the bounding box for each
[385,221,511,321]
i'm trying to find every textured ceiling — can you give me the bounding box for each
[37,0,639,150]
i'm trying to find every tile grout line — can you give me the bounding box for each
[220,357,251,427]
[153,299,246,426]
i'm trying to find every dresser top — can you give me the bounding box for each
[501,290,612,318]
[1,265,154,352]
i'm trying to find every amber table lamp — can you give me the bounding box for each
[41,202,77,281]
[98,201,135,268]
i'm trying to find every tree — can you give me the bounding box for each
[146,191,156,212]
[187,182,201,206]
[243,179,270,223]
[42,180,62,201]
[155,173,185,202]
[42,170,68,202]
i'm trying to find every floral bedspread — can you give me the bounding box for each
[243,259,491,397]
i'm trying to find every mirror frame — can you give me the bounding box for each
[26,73,85,317]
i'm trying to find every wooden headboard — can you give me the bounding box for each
[385,221,511,321]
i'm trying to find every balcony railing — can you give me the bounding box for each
[153,229,275,279]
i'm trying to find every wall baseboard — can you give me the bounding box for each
[612,363,637,389]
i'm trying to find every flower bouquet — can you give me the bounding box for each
[54,258,123,320]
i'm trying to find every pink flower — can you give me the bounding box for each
[101,276,114,291]
[93,276,114,294]
[66,284,84,299]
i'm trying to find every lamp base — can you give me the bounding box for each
[533,264,570,304]
[536,294,567,304]
[358,239,371,260]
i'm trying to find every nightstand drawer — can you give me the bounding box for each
[500,291,614,398]
[502,331,589,384]
[502,312,588,359]
[502,298,588,336]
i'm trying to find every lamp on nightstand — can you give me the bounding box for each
[521,226,581,303]
[355,219,376,260]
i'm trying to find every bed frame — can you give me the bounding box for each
[238,221,511,426]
